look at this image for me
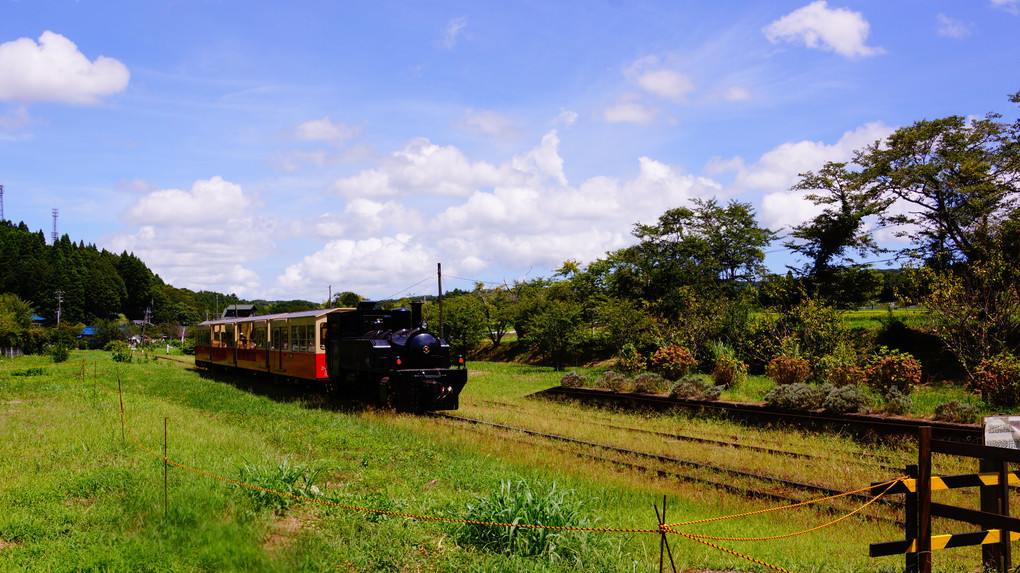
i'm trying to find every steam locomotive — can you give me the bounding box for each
[194,301,466,412]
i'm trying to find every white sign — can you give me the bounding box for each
[984,415,1020,449]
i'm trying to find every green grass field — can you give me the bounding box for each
[0,351,997,572]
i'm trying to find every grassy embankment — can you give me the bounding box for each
[0,351,994,572]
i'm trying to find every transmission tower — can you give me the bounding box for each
[52,208,58,244]
[1,184,5,221]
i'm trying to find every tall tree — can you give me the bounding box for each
[857,106,1019,268]
[786,162,889,308]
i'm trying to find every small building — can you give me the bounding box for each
[31,314,46,326]
[78,326,102,349]
[221,304,257,318]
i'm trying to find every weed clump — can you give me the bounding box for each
[633,373,671,395]
[596,371,632,392]
[105,340,133,363]
[933,400,980,424]
[237,456,325,514]
[709,340,747,388]
[668,376,721,401]
[459,479,604,564]
[560,371,587,388]
[764,383,824,410]
[821,384,873,414]
[50,342,70,363]
[883,388,913,416]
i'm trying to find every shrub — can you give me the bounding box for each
[708,340,747,388]
[823,362,866,387]
[764,383,825,410]
[560,371,587,388]
[459,479,601,563]
[933,400,981,424]
[181,338,196,355]
[765,355,811,385]
[821,384,872,414]
[865,349,921,395]
[50,342,70,363]
[633,373,671,395]
[596,371,632,393]
[650,344,697,380]
[668,376,722,401]
[238,456,324,514]
[816,344,866,387]
[884,388,913,416]
[617,343,645,375]
[711,355,747,388]
[970,352,1020,407]
[104,340,133,363]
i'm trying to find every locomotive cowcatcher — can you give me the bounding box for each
[194,301,466,413]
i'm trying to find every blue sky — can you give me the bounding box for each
[1,0,1018,301]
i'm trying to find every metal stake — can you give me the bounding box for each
[164,417,168,517]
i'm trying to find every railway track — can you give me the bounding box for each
[539,386,983,444]
[429,411,905,523]
[479,399,905,473]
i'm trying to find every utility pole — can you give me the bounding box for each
[437,263,444,338]
[55,290,64,326]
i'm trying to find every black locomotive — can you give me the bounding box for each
[326,301,467,412]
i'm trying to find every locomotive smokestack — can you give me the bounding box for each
[411,301,423,329]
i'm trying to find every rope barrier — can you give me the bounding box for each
[71,364,908,571]
[676,478,904,542]
[665,477,905,528]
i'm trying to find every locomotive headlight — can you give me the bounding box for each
[396,357,402,366]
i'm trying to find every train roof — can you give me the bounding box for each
[198,307,354,327]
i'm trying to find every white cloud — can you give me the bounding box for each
[554,109,578,127]
[274,235,437,298]
[603,93,659,124]
[627,56,696,102]
[440,17,468,49]
[429,154,721,271]
[309,199,423,239]
[456,109,522,139]
[0,31,129,105]
[764,1,884,58]
[295,117,360,147]
[0,106,31,130]
[990,0,1019,14]
[723,86,752,101]
[936,14,975,38]
[328,132,568,198]
[105,176,272,297]
[268,118,369,172]
[279,132,726,296]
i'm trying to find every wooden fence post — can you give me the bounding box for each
[918,426,932,573]
[905,463,918,573]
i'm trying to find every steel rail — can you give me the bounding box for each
[431,412,899,511]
